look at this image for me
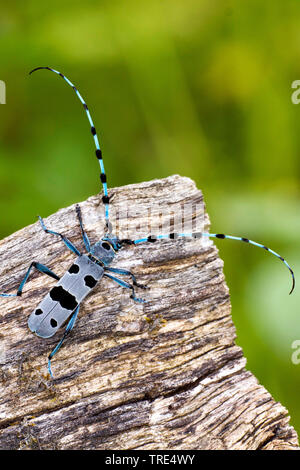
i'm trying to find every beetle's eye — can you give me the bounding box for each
[102,242,111,251]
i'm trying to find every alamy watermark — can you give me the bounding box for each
[107,201,206,240]
[291,340,300,365]
[291,80,300,104]
[0,80,6,104]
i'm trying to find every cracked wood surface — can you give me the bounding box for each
[0,175,298,450]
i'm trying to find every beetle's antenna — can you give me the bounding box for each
[29,66,110,230]
[131,231,295,295]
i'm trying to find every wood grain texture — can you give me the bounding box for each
[0,175,298,450]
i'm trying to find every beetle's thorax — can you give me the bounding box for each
[89,236,121,266]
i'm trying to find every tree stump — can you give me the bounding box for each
[0,175,298,450]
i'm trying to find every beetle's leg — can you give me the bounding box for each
[0,262,60,298]
[104,266,147,289]
[104,273,147,303]
[39,216,81,256]
[47,305,80,379]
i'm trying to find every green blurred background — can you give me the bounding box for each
[1,0,300,435]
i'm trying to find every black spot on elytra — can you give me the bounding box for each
[102,242,111,251]
[84,275,97,289]
[50,286,78,311]
[50,318,57,328]
[68,264,80,274]
[35,308,43,315]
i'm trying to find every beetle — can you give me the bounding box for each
[0,67,295,378]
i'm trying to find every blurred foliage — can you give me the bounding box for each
[1,0,300,434]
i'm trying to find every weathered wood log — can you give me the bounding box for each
[0,175,298,450]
